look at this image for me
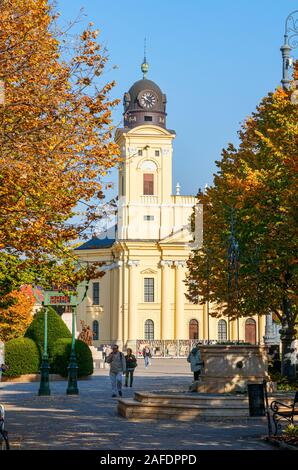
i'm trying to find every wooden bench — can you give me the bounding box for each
[270,391,298,435]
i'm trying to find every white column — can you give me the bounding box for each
[174,261,186,339]
[116,261,123,345]
[161,260,173,340]
[127,260,139,341]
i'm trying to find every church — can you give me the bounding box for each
[75,59,266,354]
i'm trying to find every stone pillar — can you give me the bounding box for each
[258,315,266,344]
[174,261,186,339]
[161,260,173,340]
[127,260,139,342]
[203,303,209,341]
[110,268,115,341]
[264,312,277,346]
[116,261,123,347]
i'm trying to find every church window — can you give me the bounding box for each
[93,282,100,305]
[143,173,154,195]
[218,319,227,341]
[145,319,154,340]
[144,116,152,121]
[144,215,154,221]
[92,320,99,340]
[155,150,160,156]
[144,278,154,302]
[189,319,199,339]
[245,318,256,344]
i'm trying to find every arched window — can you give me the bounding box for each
[189,319,199,339]
[92,320,99,341]
[245,318,256,344]
[145,319,154,340]
[218,319,227,341]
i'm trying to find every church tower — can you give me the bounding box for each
[75,58,266,351]
[115,59,182,241]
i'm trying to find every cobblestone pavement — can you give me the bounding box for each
[0,359,272,450]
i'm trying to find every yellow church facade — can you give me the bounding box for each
[75,63,266,352]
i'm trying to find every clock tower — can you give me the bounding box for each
[115,59,179,240]
[123,58,167,129]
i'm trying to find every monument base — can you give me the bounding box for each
[197,344,270,394]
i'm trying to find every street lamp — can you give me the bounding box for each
[38,306,51,396]
[32,288,51,396]
[227,211,240,343]
[66,279,89,395]
[281,10,298,89]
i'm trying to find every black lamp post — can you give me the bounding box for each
[281,10,298,89]
[38,306,51,396]
[227,211,240,343]
[66,305,79,395]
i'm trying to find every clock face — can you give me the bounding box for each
[139,90,157,109]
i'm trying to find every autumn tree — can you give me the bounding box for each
[0,287,35,341]
[186,72,298,381]
[0,1,120,298]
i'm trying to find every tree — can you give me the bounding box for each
[0,0,120,298]
[0,287,35,341]
[186,70,298,380]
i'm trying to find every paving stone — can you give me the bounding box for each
[0,359,272,450]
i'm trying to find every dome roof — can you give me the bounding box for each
[123,75,167,128]
[128,78,163,101]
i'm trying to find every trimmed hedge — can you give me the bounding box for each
[51,338,93,377]
[25,306,71,359]
[3,337,40,377]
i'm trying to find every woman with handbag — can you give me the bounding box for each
[124,348,137,387]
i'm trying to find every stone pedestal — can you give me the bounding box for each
[196,345,269,393]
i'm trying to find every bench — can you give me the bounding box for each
[270,391,298,435]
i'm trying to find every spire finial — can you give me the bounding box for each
[141,37,149,79]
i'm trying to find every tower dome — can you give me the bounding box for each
[123,60,167,129]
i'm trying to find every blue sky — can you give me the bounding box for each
[57,0,297,199]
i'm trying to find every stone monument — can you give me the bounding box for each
[195,344,270,393]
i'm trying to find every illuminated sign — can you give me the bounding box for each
[43,291,77,306]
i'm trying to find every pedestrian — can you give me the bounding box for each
[187,343,204,381]
[142,346,151,368]
[124,348,137,387]
[102,344,107,362]
[0,364,8,383]
[106,344,126,397]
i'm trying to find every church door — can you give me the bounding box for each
[245,318,256,344]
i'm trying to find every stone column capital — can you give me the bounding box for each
[127,260,140,268]
[174,260,186,268]
[160,260,172,268]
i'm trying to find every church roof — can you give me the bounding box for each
[75,236,115,251]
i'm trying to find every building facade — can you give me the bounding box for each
[75,62,266,352]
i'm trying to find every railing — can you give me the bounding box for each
[135,339,255,358]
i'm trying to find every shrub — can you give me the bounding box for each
[3,337,40,377]
[25,306,71,359]
[51,338,93,377]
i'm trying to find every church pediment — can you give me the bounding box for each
[140,268,157,275]
[127,125,173,136]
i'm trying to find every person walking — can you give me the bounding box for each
[187,343,204,381]
[124,348,137,387]
[142,346,151,368]
[102,344,107,362]
[106,344,126,397]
